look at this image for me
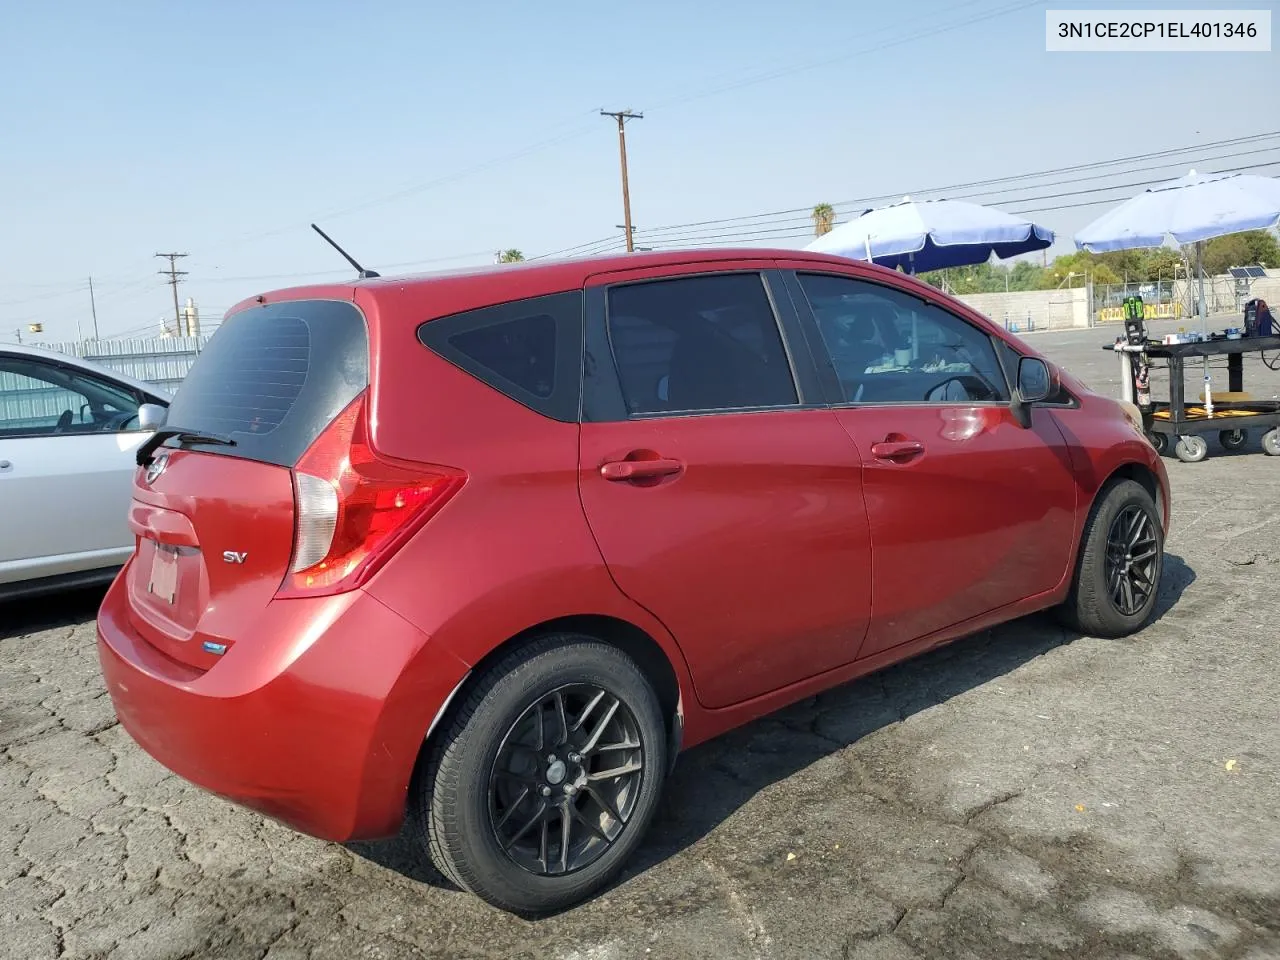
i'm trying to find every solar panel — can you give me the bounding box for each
[1229,267,1251,278]
[1246,266,1267,278]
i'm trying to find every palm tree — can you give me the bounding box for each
[498,249,525,263]
[812,203,835,237]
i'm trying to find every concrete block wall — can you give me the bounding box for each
[956,288,1090,332]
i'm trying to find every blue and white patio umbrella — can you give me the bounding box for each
[1075,169,1280,253]
[805,196,1055,273]
[1074,169,1280,413]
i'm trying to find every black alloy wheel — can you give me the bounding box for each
[1104,503,1160,617]
[1058,478,1163,638]
[488,684,645,877]
[414,635,667,914]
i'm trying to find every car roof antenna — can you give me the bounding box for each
[310,223,380,279]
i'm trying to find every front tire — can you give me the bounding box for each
[1059,479,1163,638]
[412,635,667,914]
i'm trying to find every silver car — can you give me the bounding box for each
[0,344,170,600]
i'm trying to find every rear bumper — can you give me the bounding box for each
[96,567,470,841]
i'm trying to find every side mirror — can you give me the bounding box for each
[1017,357,1051,403]
[137,403,168,431]
[1010,357,1051,428]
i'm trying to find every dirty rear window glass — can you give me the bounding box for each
[163,300,368,466]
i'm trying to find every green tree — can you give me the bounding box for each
[1239,229,1280,268]
[1031,252,1109,288]
[1089,263,1122,285]
[1196,235,1251,275]
[812,203,835,237]
[1098,249,1149,282]
[1136,248,1182,281]
[1008,260,1049,290]
[1196,230,1280,273]
[498,249,525,263]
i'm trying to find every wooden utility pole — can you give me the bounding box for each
[88,275,100,340]
[156,253,189,334]
[601,110,642,252]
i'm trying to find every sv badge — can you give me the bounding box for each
[222,551,248,565]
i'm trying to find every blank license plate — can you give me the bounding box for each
[148,544,179,604]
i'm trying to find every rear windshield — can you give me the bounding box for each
[163,299,368,466]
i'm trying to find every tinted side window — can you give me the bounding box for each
[605,273,798,415]
[418,290,582,422]
[0,356,141,437]
[796,273,1009,405]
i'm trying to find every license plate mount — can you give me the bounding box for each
[148,543,180,605]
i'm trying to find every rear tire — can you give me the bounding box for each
[1059,479,1163,638]
[411,634,667,914]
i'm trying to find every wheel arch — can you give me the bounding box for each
[1104,460,1165,529]
[418,614,685,783]
[1064,458,1165,587]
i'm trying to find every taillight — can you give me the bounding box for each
[277,392,465,598]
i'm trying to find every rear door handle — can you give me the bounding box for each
[600,458,684,482]
[870,440,925,462]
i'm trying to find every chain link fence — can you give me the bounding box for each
[1093,280,1184,324]
[1092,276,1259,326]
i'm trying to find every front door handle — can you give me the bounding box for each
[870,440,925,462]
[0,459,12,474]
[600,458,684,482]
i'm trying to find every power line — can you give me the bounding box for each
[628,149,1280,245]
[194,248,499,285]
[649,0,1044,112]
[190,3,1039,263]
[533,146,1280,259]
[0,283,88,308]
[600,157,1280,252]
[200,112,603,256]
[631,150,1280,246]
[666,0,997,97]
[622,131,1280,241]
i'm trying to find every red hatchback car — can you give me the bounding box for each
[98,249,1169,913]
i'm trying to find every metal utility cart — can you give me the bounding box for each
[1106,334,1280,462]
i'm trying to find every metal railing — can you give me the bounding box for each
[29,336,210,393]
[1,337,210,426]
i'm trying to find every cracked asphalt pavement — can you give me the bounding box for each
[3,321,1279,959]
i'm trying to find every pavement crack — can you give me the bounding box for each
[885,905,911,943]
[703,860,773,959]
[963,788,1023,826]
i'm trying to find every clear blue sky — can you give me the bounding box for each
[1,0,1276,340]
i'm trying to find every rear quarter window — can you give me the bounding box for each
[417,290,583,422]
[163,299,368,466]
